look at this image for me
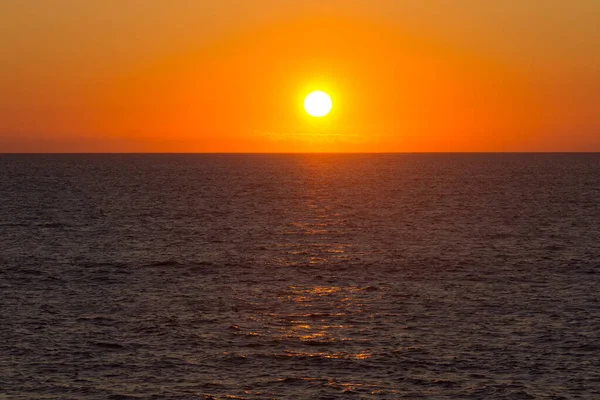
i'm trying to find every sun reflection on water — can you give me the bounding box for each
[222,157,391,396]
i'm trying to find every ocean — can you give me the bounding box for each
[1,154,599,399]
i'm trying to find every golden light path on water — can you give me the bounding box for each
[226,157,392,394]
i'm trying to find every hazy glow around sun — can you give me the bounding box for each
[304,91,333,117]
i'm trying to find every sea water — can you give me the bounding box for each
[1,154,599,399]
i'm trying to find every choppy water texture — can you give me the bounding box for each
[1,154,600,399]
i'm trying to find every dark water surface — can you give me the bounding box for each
[1,154,600,399]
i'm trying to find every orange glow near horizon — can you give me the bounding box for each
[94,16,541,153]
[1,2,599,152]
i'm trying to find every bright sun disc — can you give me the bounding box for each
[304,91,333,117]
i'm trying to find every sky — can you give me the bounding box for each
[1,0,599,152]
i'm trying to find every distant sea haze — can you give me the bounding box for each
[1,154,599,399]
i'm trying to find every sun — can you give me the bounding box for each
[304,91,333,117]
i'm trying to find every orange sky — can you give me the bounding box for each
[1,1,599,152]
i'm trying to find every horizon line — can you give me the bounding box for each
[1,152,600,155]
